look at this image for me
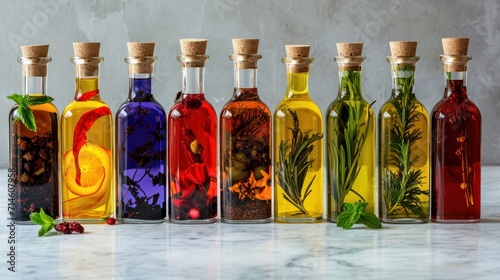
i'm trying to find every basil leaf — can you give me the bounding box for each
[7,94,24,103]
[359,212,382,229]
[38,223,54,237]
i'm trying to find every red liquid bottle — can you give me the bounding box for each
[168,39,218,223]
[431,38,481,222]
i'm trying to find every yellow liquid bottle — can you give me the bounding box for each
[326,43,376,221]
[379,42,430,223]
[274,45,323,223]
[61,43,114,222]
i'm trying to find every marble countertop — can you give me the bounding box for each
[2,167,500,279]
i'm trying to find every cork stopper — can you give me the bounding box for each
[389,41,417,56]
[336,42,363,56]
[442,38,470,72]
[284,45,312,73]
[179,39,207,67]
[442,38,469,56]
[73,42,101,76]
[73,42,100,57]
[335,42,364,71]
[21,44,49,76]
[232,38,260,69]
[285,45,310,58]
[127,42,156,74]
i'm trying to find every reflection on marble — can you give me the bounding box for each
[1,167,500,279]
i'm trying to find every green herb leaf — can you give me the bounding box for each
[7,93,54,132]
[30,208,55,237]
[24,95,54,106]
[336,202,381,230]
[29,212,44,225]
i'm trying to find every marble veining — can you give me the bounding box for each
[1,167,500,279]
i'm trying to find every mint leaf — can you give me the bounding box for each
[336,202,382,230]
[24,95,54,106]
[38,223,54,237]
[7,94,23,103]
[39,208,54,224]
[7,93,55,132]
[29,212,44,225]
[30,208,55,237]
[18,105,36,132]
[359,212,382,229]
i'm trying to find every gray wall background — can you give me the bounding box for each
[1,0,499,167]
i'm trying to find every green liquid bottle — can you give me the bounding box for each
[378,41,430,223]
[274,45,323,223]
[326,42,376,221]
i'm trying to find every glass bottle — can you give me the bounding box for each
[378,41,430,223]
[61,42,114,222]
[274,45,323,223]
[326,42,376,221]
[168,39,217,223]
[116,42,167,223]
[220,39,272,223]
[8,44,59,223]
[431,37,481,222]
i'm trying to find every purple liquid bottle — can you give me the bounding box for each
[116,42,166,223]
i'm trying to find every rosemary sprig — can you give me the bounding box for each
[383,65,429,218]
[329,69,373,216]
[276,109,323,214]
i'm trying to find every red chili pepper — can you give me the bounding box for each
[77,89,100,101]
[72,106,111,185]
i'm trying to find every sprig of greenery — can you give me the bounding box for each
[7,94,54,132]
[276,109,323,214]
[30,208,55,237]
[337,202,381,229]
[383,65,429,218]
[328,88,374,216]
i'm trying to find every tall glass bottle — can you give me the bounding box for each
[431,37,481,222]
[8,44,58,223]
[326,42,375,221]
[220,39,272,223]
[378,41,430,223]
[61,42,114,222]
[168,39,217,223]
[116,42,167,223]
[274,45,323,223]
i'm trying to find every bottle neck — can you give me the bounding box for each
[444,71,467,98]
[338,70,363,100]
[19,57,51,97]
[129,73,153,101]
[72,57,103,101]
[234,68,257,89]
[23,75,47,96]
[285,70,310,98]
[440,54,471,98]
[182,67,204,94]
[334,56,365,100]
[390,65,416,98]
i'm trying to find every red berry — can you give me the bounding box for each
[188,208,200,219]
[69,221,85,233]
[106,217,116,225]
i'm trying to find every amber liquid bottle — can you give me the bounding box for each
[274,45,323,223]
[9,45,59,223]
[326,43,375,221]
[378,41,430,223]
[220,39,272,223]
[431,38,481,222]
[61,42,114,222]
[168,39,218,223]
